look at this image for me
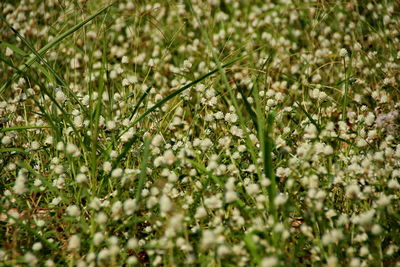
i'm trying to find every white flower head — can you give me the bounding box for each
[68,235,81,251]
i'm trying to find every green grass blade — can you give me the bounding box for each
[0,148,28,154]
[135,137,151,203]
[112,135,139,168]
[129,87,152,120]
[295,101,321,132]
[186,158,224,187]
[0,125,51,133]
[264,113,277,220]
[244,232,261,264]
[0,41,28,56]
[237,83,259,132]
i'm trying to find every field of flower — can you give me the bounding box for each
[0,0,399,266]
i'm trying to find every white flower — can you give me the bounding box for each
[200,138,213,151]
[44,259,55,267]
[56,141,64,151]
[339,48,348,57]
[55,90,66,103]
[30,141,40,150]
[127,238,138,249]
[127,256,138,265]
[106,120,116,130]
[168,172,178,183]
[121,56,129,64]
[204,195,222,209]
[123,199,137,215]
[160,195,172,213]
[5,47,13,56]
[93,232,104,246]
[245,183,260,196]
[98,248,110,261]
[24,252,38,266]
[151,134,163,147]
[371,224,382,235]
[13,175,27,194]
[120,129,134,143]
[32,242,42,251]
[68,235,81,251]
[304,124,318,139]
[324,145,334,155]
[33,179,42,187]
[103,161,112,173]
[261,256,278,267]
[163,150,176,165]
[1,135,12,145]
[44,136,53,145]
[225,191,238,203]
[274,193,288,206]
[345,184,360,199]
[74,116,83,128]
[111,201,122,217]
[376,195,391,207]
[195,206,207,219]
[76,173,87,183]
[388,179,400,189]
[51,197,61,206]
[66,205,81,217]
[183,59,192,69]
[365,112,375,126]
[352,210,375,226]
[111,168,123,178]
[325,256,338,267]
[95,212,108,225]
[201,229,215,249]
[217,245,230,257]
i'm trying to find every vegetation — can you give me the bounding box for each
[0,0,399,266]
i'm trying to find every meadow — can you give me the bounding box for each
[0,0,399,266]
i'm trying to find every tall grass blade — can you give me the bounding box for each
[0,126,51,133]
[135,138,150,203]
[129,87,152,120]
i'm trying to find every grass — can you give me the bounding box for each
[0,0,399,266]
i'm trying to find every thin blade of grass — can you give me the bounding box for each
[237,83,258,132]
[0,125,51,133]
[135,137,151,203]
[248,50,275,97]
[264,112,277,220]
[295,101,321,132]
[244,232,261,264]
[186,158,224,187]
[113,135,138,169]
[0,41,28,56]
[129,87,152,120]
[90,29,108,186]
[0,148,28,154]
